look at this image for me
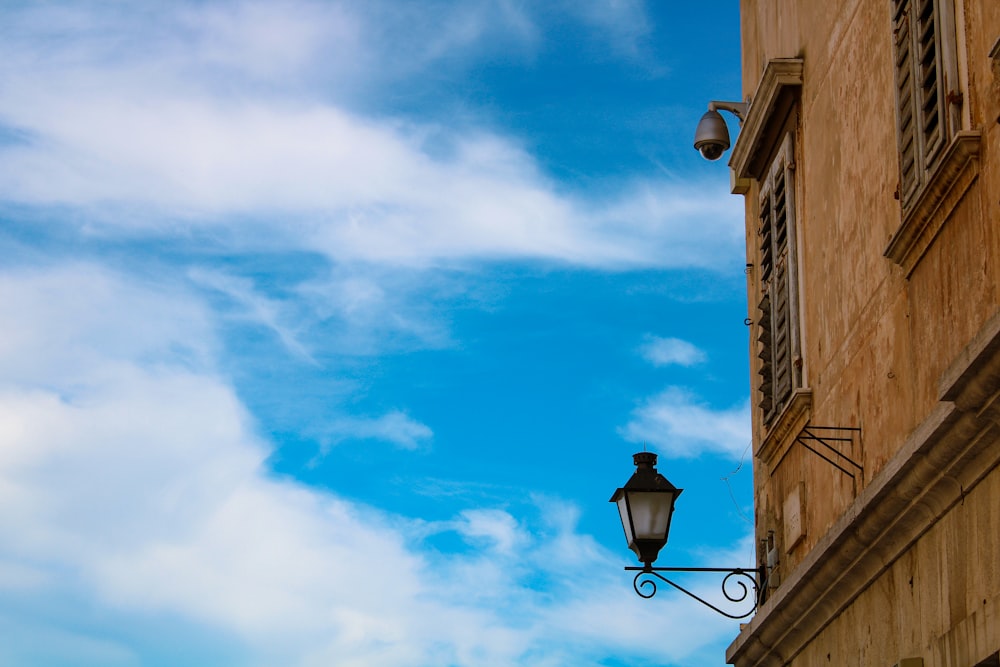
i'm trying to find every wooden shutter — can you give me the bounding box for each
[892,0,919,202]
[771,165,793,413]
[914,0,946,166]
[892,0,948,206]
[758,137,797,426]
[757,292,774,419]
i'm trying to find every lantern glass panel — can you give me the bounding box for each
[626,491,674,541]
[616,495,633,544]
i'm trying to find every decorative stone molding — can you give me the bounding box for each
[884,131,982,277]
[756,388,812,469]
[730,58,804,191]
[727,308,1000,667]
[939,309,1000,413]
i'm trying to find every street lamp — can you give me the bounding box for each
[611,451,767,619]
[609,452,683,567]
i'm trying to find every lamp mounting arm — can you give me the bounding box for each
[708,100,749,122]
[625,564,768,620]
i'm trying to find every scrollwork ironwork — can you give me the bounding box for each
[633,571,659,599]
[626,566,765,620]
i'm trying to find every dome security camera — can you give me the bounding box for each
[692,101,747,161]
[693,108,731,161]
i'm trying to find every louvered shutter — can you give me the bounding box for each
[892,0,948,207]
[757,293,774,419]
[893,0,919,202]
[772,159,793,412]
[757,171,774,421]
[914,0,946,167]
[758,136,798,426]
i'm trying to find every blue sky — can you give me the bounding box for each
[0,1,754,665]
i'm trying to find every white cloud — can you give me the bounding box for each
[622,387,750,460]
[293,267,458,355]
[556,0,651,58]
[326,410,433,450]
[190,267,315,362]
[640,335,707,366]
[176,1,359,81]
[0,89,742,268]
[0,264,216,386]
[0,264,743,665]
[0,2,754,664]
[454,509,526,554]
[0,0,744,271]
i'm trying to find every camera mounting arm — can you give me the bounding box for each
[707,100,748,121]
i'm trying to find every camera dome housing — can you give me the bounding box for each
[693,109,731,161]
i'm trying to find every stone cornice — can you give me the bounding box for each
[727,308,1000,667]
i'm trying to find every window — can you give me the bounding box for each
[757,133,801,426]
[891,0,958,209]
[884,0,977,275]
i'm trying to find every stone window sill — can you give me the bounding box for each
[884,131,982,276]
[756,388,812,469]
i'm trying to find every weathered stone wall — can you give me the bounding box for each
[790,465,1000,667]
[732,0,1000,665]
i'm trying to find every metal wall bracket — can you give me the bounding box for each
[794,424,862,479]
[625,565,768,619]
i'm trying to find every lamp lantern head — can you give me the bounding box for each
[610,452,683,567]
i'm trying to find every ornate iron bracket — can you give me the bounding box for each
[625,565,768,619]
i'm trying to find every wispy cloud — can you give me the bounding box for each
[0,264,216,386]
[294,267,456,355]
[325,410,433,450]
[640,335,707,366]
[0,91,742,268]
[555,0,651,58]
[0,264,741,666]
[0,3,753,663]
[452,509,527,554]
[622,387,750,460]
[190,267,315,363]
[0,0,743,271]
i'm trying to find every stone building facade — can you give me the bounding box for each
[725,1,1000,666]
